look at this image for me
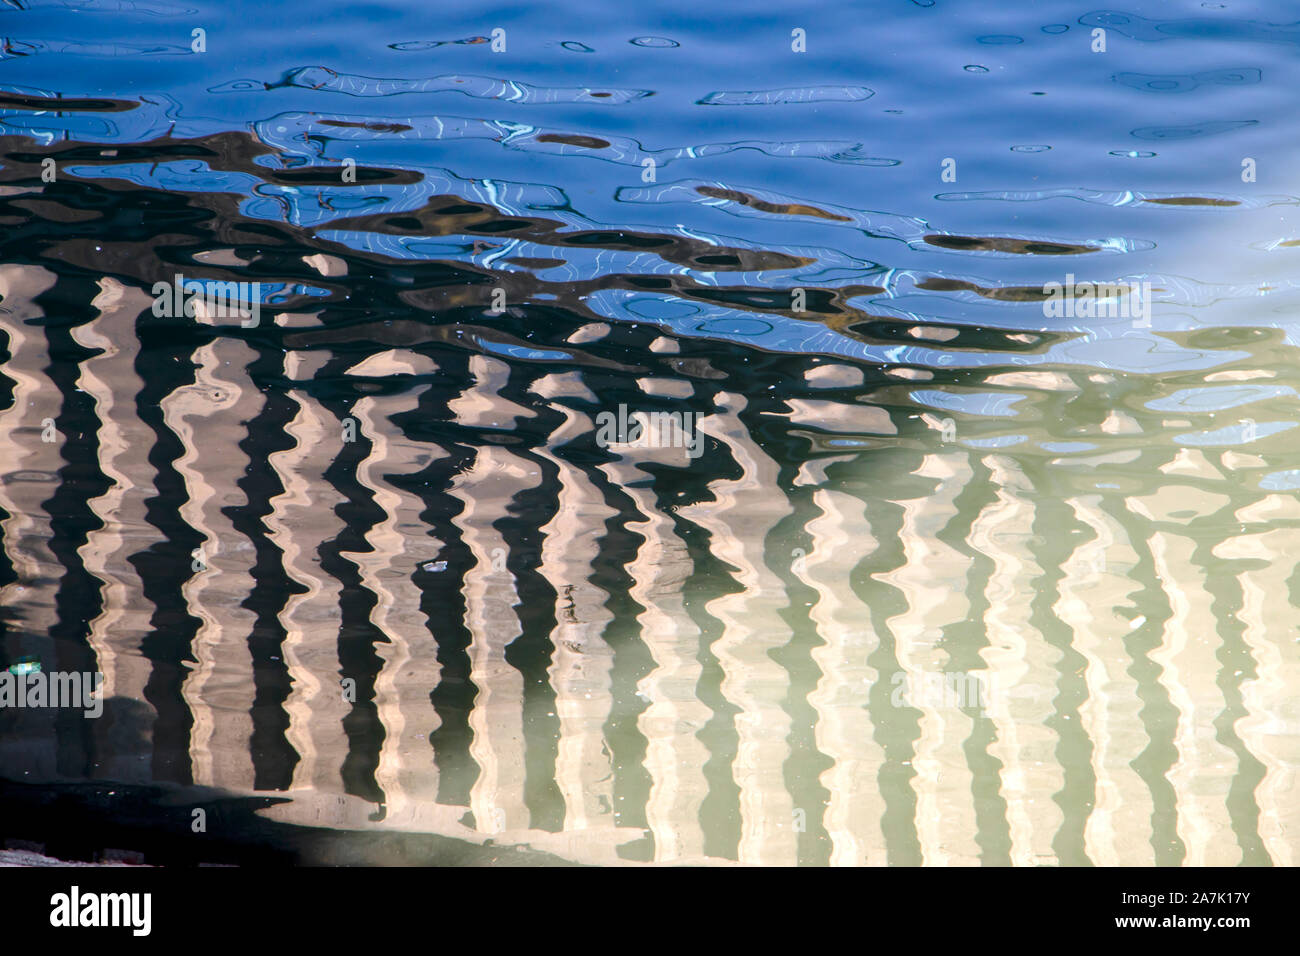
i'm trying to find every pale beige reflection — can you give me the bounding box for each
[0,264,61,778]
[1,266,1298,867]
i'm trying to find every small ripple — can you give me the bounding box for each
[1079,11,1300,46]
[388,36,490,51]
[1114,69,1261,93]
[1131,119,1258,141]
[212,66,652,104]
[697,86,873,105]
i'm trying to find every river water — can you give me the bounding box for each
[1,1,1298,865]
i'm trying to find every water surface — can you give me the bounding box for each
[1,1,1298,865]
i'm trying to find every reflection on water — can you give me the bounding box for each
[1,2,1299,865]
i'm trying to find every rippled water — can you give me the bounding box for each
[1,1,1299,865]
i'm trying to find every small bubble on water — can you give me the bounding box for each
[630,36,679,48]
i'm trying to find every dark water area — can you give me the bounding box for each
[1,1,1298,865]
